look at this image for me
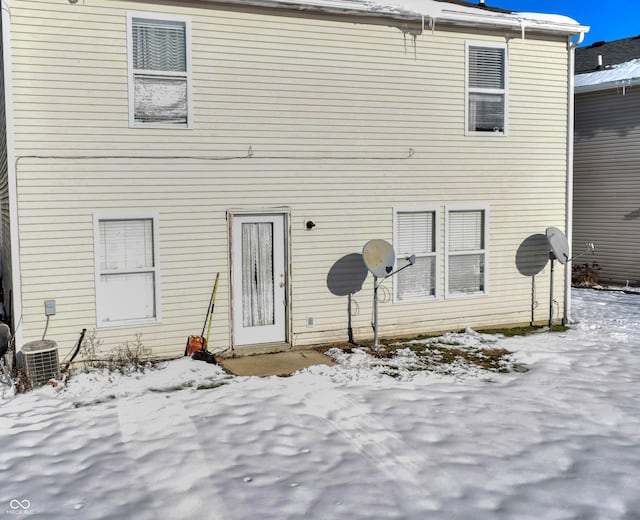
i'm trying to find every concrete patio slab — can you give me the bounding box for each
[219,349,335,377]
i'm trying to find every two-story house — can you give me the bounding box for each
[0,0,587,361]
[574,37,640,286]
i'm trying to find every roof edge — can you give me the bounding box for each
[202,0,589,36]
[575,77,640,94]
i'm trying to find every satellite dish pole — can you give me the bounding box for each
[362,240,415,350]
[545,227,570,327]
[373,273,380,348]
[545,227,595,327]
[548,250,556,328]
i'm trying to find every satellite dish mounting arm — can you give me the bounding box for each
[376,255,416,287]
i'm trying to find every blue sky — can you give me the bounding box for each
[496,0,640,46]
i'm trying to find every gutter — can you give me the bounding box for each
[575,77,640,94]
[563,31,584,324]
[205,0,588,37]
[1,0,23,349]
[433,9,588,36]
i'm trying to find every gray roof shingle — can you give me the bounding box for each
[576,36,640,73]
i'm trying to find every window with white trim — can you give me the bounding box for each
[94,215,160,326]
[128,13,191,127]
[447,209,486,295]
[466,43,507,134]
[394,209,437,301]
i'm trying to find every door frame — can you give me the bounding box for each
[227,207,291,351]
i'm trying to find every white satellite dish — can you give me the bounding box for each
[362,239,396,278]
[362,239,416,350]
[545,227,570,265]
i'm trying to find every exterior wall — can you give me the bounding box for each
[0,8,11,323]
[9,0,570,358]
[574,88,640,285]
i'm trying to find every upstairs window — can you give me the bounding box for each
[446,209,487,296]
[128,13,192,127]
[394,209,437,301]
[466,43,507,135]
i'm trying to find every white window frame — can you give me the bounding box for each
[465,41,508,136]
[93,211,161,327]
[393,207,439,303]
[445,205,489,298]
[126,11,193,129]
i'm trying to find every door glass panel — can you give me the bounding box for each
[241,222,274,327]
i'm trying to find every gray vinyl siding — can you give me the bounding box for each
[574,88,640,285]
[9,0,571,358]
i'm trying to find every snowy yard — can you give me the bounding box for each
[1,288,639,519]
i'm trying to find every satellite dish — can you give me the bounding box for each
[362,239,396,278]
[545,227,570,265]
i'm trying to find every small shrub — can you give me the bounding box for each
[10,365,32,393]
[107,332,153,373]
[75,330,153,373]
[79,329,108,371]
[572,262,602,286]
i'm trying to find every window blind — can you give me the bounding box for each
[396,211,436,300]
[100,219,154,271]
[468,46,505,89]
[132,19,186,72]
[448,210,483,252]
[396,211,434,255]
[467,45,505,133]
[98,218,156,323]
[448,210,485,294]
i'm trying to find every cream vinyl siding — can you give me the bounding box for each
[10,0,570,357]
[574,88,640,285]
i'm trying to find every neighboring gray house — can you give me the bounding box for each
[574,37,640,285]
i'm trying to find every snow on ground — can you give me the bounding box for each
[1,288,640,519]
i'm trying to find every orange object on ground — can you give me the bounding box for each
[185,335,207,356]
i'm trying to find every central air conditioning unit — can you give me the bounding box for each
[20,339,60,387]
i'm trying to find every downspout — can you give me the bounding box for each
[1,0,22,348]
[563,30,584,324]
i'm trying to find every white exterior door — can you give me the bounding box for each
[231,214,287,346]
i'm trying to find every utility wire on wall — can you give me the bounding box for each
[15,147,415,165]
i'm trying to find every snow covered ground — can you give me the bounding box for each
[1,288,639,519]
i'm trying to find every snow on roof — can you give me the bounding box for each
[515,12,580,27]
[575,58,640,93]
[362,1,586,34]
[219,0,588,35]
